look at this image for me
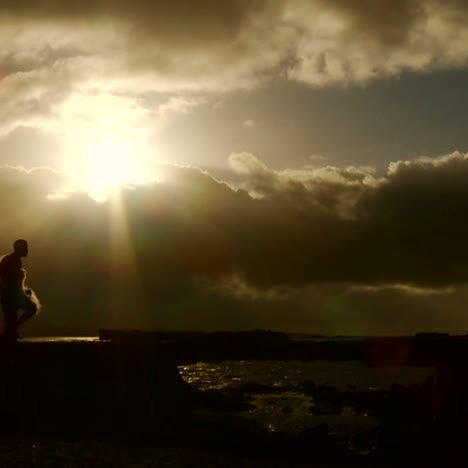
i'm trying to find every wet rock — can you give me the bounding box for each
[288,423,344,458]
[301,423,329,438]
[189,412,266,449]
[314,384,342,401]
[351,388,388,417]
[192,389,254,412]
[232,383,275,395]
[297,380,316,395]
[374,419,431,463]
[310,402,344,416]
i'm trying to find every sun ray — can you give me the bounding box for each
[108,191,149,328]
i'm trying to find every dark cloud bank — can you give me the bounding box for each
[3,151,468,335]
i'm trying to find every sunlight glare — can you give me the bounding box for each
[83,135,144,202]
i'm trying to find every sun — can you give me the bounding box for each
[81,135,145,201]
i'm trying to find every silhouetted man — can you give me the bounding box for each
[0,239,40,340]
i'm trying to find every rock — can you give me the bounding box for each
[431,358,468,461]
[374,420,431,463]
[100,329,293,363]
[310,402,344,416]
[232,383,274,395]
[297,380,316,395]
[314,384,341,401]
[300,423,329,438]
[192,389,254,412]
[290,423,338,457]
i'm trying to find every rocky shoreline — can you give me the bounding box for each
[1,333,467,465]
[188,374,435,462]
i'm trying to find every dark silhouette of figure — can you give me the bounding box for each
[0,239,40,340]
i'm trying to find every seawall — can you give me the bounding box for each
[0,339,192,440]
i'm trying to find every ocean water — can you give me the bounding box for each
[178,360,435,437]
[178,360,434,391]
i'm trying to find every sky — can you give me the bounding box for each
[1,0,468,336]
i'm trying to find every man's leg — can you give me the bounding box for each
[2,301,18,340]
[16,293,38,334]
[17,304,37,328]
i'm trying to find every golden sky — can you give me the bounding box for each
[1,0,468,335]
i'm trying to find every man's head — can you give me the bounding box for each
[13,239,28,257]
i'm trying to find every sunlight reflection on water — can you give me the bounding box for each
[179,360,435,436]
[24,337,100,342]
[179,360,434,391]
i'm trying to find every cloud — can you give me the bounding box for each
[158,97,203,120]
[286,0,468,85]
[1,0,467,147]
[308,154,326,163]
[330,284,467,335]
[1,0,467,134]
[2,150,468,333]
[229,151,377,216]
[0,0,286,96]
[3,150,468,293]
[348,284,455,296]
[227,151,468,287]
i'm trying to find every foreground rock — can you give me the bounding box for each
[0,339,192,440]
